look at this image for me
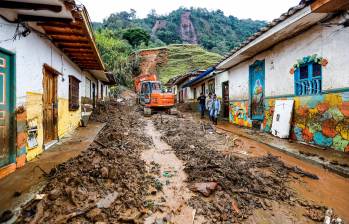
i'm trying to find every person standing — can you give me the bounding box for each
[210,94,221,125]
[206,92,213,121]
[197,92,206,119]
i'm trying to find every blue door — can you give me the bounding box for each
[0,49,15,167]
[249,60,265,120]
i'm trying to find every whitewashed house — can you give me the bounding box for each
[216,0,349,152]
[0,0,113,178]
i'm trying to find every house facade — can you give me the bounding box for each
[0,0,112,178]
[216,0,349,152]
[166,71,203,103]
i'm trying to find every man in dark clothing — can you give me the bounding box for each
[197,92,206,119]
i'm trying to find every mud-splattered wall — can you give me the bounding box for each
[229,101,252,128]
[262,91,349,152]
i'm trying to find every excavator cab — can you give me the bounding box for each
[139,81,176,115]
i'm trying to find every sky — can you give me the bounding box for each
[78,0,300,22]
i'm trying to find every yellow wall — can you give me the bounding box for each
[25,92,81,161]
[57,98,81,138]
[26,92,44,161]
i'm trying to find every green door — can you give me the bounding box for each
[0,50,15,167]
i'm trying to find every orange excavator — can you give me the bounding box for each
[134,74,176,116]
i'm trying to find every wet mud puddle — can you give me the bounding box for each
[141,120,203,224]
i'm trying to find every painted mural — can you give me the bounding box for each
[249,60,265,120]
[262,91,349,152]
[229,101,252,128]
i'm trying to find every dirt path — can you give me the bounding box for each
[141,119,202,223]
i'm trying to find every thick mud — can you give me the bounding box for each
[142,120,200,223]
[152,114,338,224]
[16,99,156,223]
[12,94,347,224]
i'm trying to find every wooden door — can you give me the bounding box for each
[222,81,229,118]
[249,60,265,120]
[43,67,58,144]
[0,50,14,167]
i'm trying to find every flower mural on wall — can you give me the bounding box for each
[262,92,349,152]
[289,54,328,75]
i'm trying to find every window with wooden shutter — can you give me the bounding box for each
[69,75,80,111]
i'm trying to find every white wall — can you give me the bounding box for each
[82,71,98,100]
[227,15,349,99]
[215,71,228,98]
[228,63,250,100]
[0,18,86,106]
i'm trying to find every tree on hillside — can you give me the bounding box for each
[122,28,150,48]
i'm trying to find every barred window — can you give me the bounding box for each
[295,63,322,96]
[69,76,80,111]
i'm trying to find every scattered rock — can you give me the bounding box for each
[87,208,104,222]
[96,191,119,208]
[48,189,60,201]
[100,167,109,178]
[190,182,218,197]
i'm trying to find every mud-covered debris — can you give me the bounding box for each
[96,192,119,208]
[0,210,14,223]
[100,166,109,178]
[48,189,60,201]
[153,114,325,223]
[323,208,344,224]
[16,98,154,223]
[190,182,218,197]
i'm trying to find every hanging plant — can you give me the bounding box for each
[289,54,328,75]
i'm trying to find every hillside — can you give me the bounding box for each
[137,44,222,83]
[94,8,266,54]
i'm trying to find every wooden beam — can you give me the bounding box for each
[38,22,81,29]
[44,30,85,36]
[74,60,99,64]
[0,1,62,12]
[76,64,101,69]
[311,0,349,12]
[72,59,98,63]
[66,52,94,56]
[17,14,73,23]
[63,48,93,53]
[52,38,89,44]
[49,35,89,42]
[58,44,91,49]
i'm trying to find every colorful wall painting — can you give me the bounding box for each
[229,101,252,128]
[262,91,349,152]
[249,60,265,120]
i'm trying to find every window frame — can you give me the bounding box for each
[294,62,322,96]
[68,75,81,111]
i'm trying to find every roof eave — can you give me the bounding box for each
[80,6,105,71]
[217,5,330,70]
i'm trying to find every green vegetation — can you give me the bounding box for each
[157,45,222,83]
[92,7,266,87]
[95,29,139,87]
[122,28,150,48]
[95,8,266,55]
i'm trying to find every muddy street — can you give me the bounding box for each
[11,97,349,224]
